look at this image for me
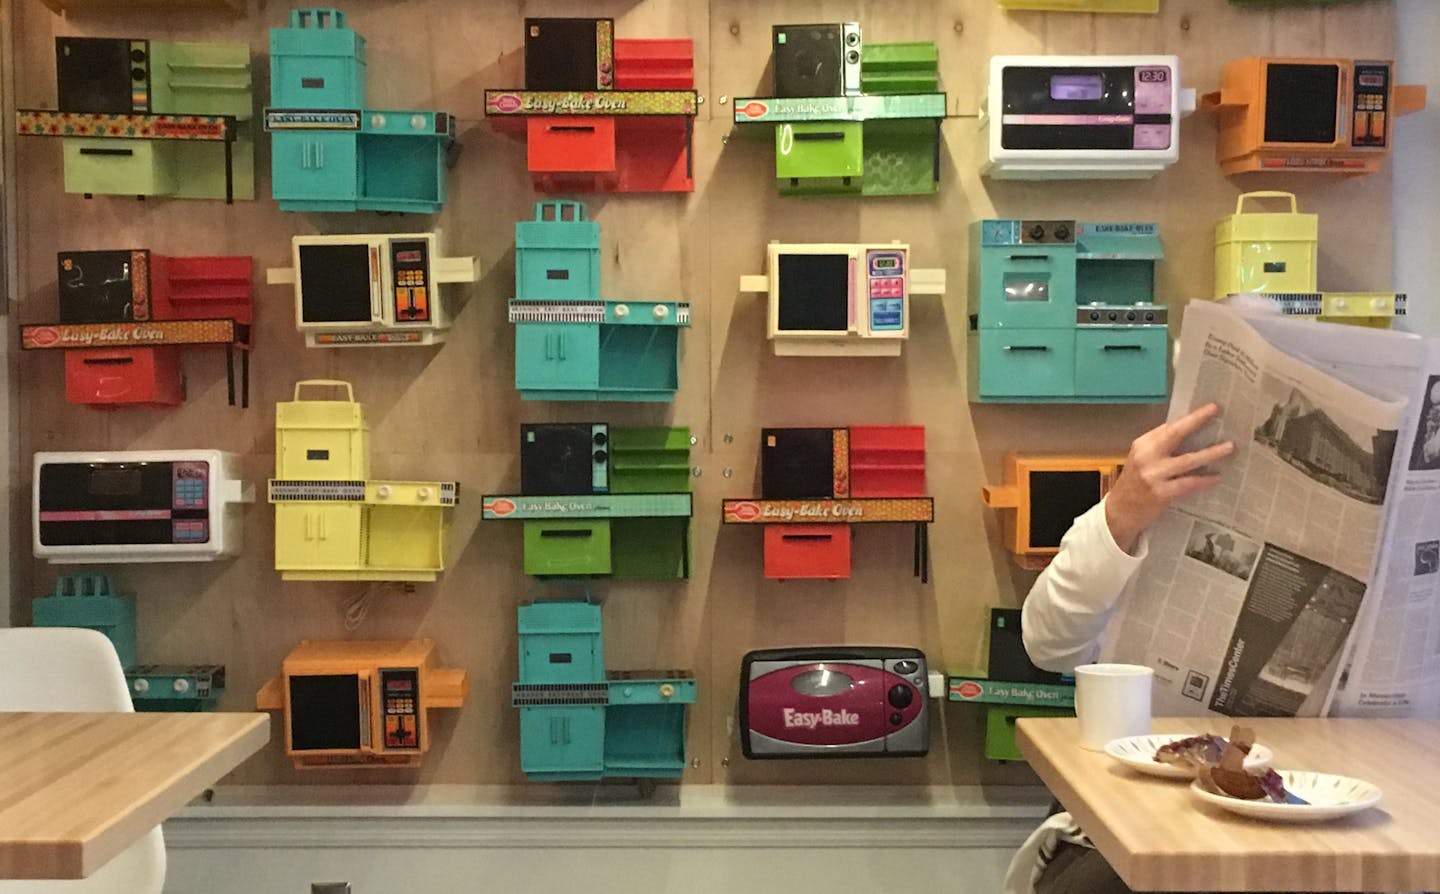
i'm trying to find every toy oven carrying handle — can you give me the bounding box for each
[1235,191,1298,215]
[292,379,355,402]
[534,200,587,223]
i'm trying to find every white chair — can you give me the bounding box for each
[0,628,166,894]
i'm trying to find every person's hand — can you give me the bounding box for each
[1105,403,1236,555]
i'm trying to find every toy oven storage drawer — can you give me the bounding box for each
[763,524,851,580]
[527,117,617,175]
[63,139,176,197]
[774,122,863,183]
[985,704,1072,762]
[978,245,1078,330]
[1074,328,1167,398]
[975,329,1075,399]
[65,347,183,407]
[524,519,612,576]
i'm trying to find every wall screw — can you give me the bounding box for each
[723,433,734,443]
[690,758,701,768]
[692,466,703,478]
[690,436,698,446]
[721,758,730,768]
[723,468,733,478]
[953,20,964,34]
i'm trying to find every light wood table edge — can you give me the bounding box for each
[77,713,269,879]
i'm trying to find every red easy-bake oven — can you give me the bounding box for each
[740,646,929,758]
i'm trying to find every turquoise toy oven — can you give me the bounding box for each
[969,219,1168,404]
[266,8,455,213]
[513,598,696,782]
[511,201,690,401]
[32,573,137,669]
[31,572,225,711]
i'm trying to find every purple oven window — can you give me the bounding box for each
[1051,74,1105,101]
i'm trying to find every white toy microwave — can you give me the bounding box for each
[267,233,478,347]
[34,450,253,563]
[984,55,1195,179]
[739,242,946,357]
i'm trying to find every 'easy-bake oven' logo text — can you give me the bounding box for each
[782,708,861,730]
[22,324,165,348]
[763,502,864,521]
[490,92,634,114]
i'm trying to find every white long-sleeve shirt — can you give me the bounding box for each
[1021,496,1149,674]
[1004,497,1149,894]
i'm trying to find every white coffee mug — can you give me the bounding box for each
[1074,663,1153,751]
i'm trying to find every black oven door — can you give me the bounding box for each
[57,250,146,324]
[761,428,838,499]
[37,461,202,546]
[776,253,849,333]
[56,38,149,115]
[1001,65,1141,151]
[298,244,377,324]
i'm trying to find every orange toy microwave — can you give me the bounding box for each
[982,453,1126,569]
[1202,57,1424,176]
[256,639,467,769]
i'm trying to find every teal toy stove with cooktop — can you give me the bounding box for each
[266,8,455,213]
[969,219,1168,403]
[513,597,696,782]
[31,572,225,711]
[511,201,690,401]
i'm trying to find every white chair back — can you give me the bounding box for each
[0,628,165,894]
[0,628,133,712]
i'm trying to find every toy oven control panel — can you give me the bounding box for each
[1076,304,1167,326]
[381,666,421,751]
[1351,62,1391,148]
[865,249,906,332]
[391,240,432,324]
[170,461,210,544]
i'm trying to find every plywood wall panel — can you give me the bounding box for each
[7,0,1396,788]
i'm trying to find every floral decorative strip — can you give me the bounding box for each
[722,498,934,524]
[16,110,234,142]
[484,90,698,117]
[21,319,243,350]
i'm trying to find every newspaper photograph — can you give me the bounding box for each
[1100,301,1406,718]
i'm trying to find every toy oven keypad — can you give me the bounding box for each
[381,667,420,750]
[391,240,431,323]
[867,251,906,331]
[170,462,209,509]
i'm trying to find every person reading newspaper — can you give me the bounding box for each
[1008,402,1242,894]
[1007,401,1376,894]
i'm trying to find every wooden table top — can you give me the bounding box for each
[1016,716,1440,892]
[0,711,269,880]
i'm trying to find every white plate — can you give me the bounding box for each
[1190,770,1382,822]
[1104,734,1274,779]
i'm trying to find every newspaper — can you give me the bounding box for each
[1099,301,1416,718]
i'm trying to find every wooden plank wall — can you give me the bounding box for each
[6,0,1397,787]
